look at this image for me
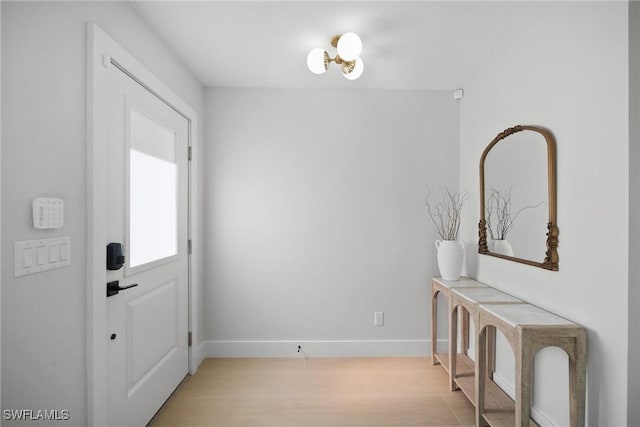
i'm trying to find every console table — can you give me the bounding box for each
[449,287,523,401]
[431,277,587,427]
[431,277,487,376]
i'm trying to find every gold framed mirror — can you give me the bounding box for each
[478,125,558,270]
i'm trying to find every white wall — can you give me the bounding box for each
[203,88,459,356]
[1,2,204,425]
[0,0,3,415]
[628,1,640,425]
[459,2,628,426]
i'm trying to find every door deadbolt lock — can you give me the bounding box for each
[107,242,125,270]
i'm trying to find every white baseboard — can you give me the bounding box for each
[201,339,445,358]
[492,372,557,427]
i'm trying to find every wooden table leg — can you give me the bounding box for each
[449,304,458,391]
[431,289,438,365]
[462,307,470,356]
[487,326,496,380]
[515,336,533,427]
[569,332,587,427]
[476,325,487,427]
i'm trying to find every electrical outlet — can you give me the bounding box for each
[374,312,384,326]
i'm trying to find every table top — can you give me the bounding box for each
[480,303,577,328]
[452,287,522,305]
[432,277,488,289]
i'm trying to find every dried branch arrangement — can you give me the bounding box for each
[425,188,469,241]
[485,188,545,240]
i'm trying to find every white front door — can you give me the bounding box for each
[105,64,189,427]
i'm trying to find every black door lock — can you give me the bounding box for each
[106,280,138,297]
[107,243,125,270]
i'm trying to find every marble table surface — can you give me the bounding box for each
[480,302,576,328]
[432,277,488,289]
[452,286,522,304]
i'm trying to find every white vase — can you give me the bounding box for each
[435,240,465,281]
[489,239,514,257]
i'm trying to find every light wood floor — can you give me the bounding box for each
[148,357,475,427]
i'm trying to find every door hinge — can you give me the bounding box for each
[188,146,192,161]
[188,239,192,254]
[188,331,192,347]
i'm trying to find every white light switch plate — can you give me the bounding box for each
[32,197,64,229]
[15,236,71,277]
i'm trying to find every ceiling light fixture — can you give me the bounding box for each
[307,33,364,80]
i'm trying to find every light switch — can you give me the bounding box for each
[23,248,34,267]
[48,244,60,263]
[60,243,69,261]
[36,246,47,265]
[14,237,71,277]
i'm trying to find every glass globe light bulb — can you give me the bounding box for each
[343,57,364,80]
[307,48,329,74]
[336,32,362,62]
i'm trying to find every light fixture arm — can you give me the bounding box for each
[330,34,342,48]
[327,54,356,74]
[328,54,351,66]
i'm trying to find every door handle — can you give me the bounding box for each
[106,280,138,297]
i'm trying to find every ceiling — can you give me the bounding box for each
[132,1,544,90]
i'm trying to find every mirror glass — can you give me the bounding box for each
[479,125,558,270]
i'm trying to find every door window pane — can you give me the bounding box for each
[129,109,177,268]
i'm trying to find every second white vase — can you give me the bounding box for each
[435,240,465,281]
[489,239,514,257]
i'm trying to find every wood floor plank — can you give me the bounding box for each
[148,357,475,427]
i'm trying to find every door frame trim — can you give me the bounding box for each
[86,23,200,427]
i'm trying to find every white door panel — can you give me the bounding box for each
[126,280,178,392]
[106,64,189,427]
